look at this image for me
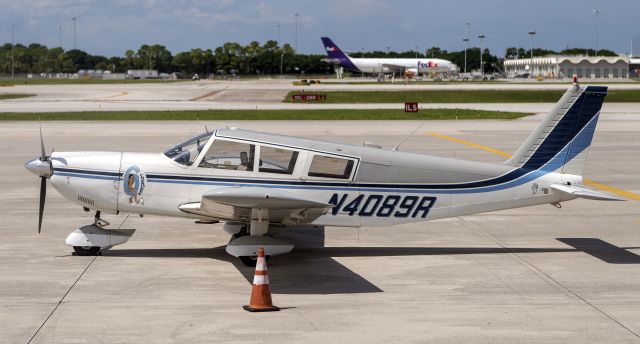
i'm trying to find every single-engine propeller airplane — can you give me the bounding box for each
[26,80,622,266]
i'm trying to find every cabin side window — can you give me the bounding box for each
[307,154,354,179]
[259,146,298,175]
[199,139,255,171]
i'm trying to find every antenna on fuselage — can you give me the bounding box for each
[392,123,423,151]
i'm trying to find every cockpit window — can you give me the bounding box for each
[259,146,298,175]
[199,139,255,171]
[308,155,354,179]
[163,132,213,165]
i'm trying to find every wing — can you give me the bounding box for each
[381,63,405,73]
[178,186,333,224]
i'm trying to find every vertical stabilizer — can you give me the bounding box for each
[321,37,350,59]
[506,82,607,175]
[320,37,360,73]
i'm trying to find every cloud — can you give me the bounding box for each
[0,0,637,56]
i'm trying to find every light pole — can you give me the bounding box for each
[528,30,536,77]
[478,34,485,76]
[72,17,77,50]
[294,13,299,52]
[463,37,469,73]
[11,24,15,78]
[277,24,280,43]
[58,25,63,49]
[464,22,471,73]
[415,46,418,58]
[593,8,601,56]
[386,46,390,56]
[280,51,284,75]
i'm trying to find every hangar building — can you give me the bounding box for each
[504,55,630,79]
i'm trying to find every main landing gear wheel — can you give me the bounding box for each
[73,246,101,256]
[239,255,270,267]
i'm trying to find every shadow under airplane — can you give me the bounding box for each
[104,227,640,294]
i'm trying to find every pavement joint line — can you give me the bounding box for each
[26,215,130,344]
[26,251,99,344]
[191,86,229,101]
[427,132,640,201]
[191,90,219,101]
[296,309,321,331]
[90,91,129,101]
[457,217,640,340]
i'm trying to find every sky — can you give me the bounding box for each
[1,0,639,57]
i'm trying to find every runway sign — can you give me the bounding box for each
[404,102,419,112]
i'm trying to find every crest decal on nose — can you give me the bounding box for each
[123,165,146,205]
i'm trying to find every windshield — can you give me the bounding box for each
[163,132,213,165]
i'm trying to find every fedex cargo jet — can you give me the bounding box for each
[321,37,455,78]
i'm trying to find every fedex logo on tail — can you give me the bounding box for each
[321,37,360,72]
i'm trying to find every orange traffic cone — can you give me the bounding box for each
[243,248,280,312]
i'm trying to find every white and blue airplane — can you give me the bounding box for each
[26,81,621,266]
[321,37,456,78]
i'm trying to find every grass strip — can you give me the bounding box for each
[284,89,640,103]
[0,93,36,100]
[0,79,185,86]
[0,109,531,121]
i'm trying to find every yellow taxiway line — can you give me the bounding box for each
[427,132,640,201]
[429,132,512,158]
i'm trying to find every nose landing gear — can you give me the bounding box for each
[225,220,294,267]
[73,246,102,256]
[67,211,136,256]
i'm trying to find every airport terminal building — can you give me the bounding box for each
[504,55,630,79]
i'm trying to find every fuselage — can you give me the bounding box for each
[346,57,455,74]
[320,37,455,75]
[47,128,581,228]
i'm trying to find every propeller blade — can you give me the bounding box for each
[38,176,46,234]
[39,123,46,162]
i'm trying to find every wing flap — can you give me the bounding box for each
[550,184,625,201]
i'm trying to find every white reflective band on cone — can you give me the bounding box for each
[256,257,267,271]
[253,275,269,285]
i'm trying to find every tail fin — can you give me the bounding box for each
[321,37,350,59]
[506,83,607,175]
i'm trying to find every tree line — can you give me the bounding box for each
[0,40,620,77]
[0,41,330,76]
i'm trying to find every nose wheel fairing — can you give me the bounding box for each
[65,225,136,250]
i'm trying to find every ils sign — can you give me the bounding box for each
[404,102,419,113]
